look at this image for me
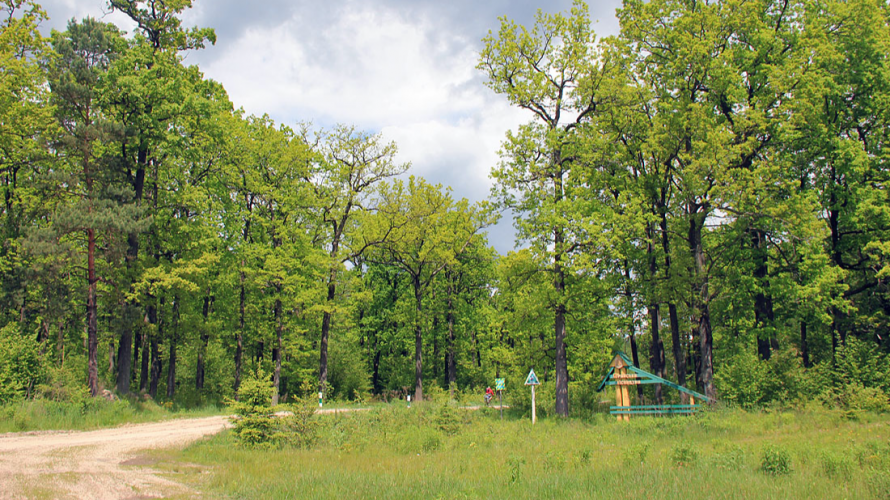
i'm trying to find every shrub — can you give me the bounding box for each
[229,371,277,448]
[714,349,767,408]
[228,370,318,448]
[434,402,466,435]
[671,443,698,467]
[760,445,792,475]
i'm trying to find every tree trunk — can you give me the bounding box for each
[116,315,132,394]
[196,294,212,391]
[668,303,687,403]
[372,348,382,395]
[139,307,150,392]
[413,275,424,402]
[86,228,99,397]
[57,322,65,366]
[629,318,644,400]
[117,147,146,395]
[645,305,662,403]
[446,277,457,397]
[235,269,245,395]
[432,315,440,381]
[689,211,716,401]
[149,298,163,399]
[272,294,282,405]
[165,297,179,399]
[659,206,687,400]
[139,314,149,392]
[640,232,664,403]
[554,228,569,417]
[319,279,335,395]
[752,229,776,360]
[801,320,810,368]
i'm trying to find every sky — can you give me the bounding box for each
[37,0,623,254]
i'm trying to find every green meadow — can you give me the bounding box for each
[154,404,890,499]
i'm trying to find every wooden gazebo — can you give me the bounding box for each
[596,352,711,421]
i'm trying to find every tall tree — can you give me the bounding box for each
[41,18,143,396]
[104,0,215,395]
[478,1,612,415]
[364,177,494,401]
[310,125,407,396]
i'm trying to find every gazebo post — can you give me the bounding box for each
[621,374,630,422]
[614,368,623,421]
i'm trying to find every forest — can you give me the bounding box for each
[1,0,889,418]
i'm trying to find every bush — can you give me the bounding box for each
[760,445,792,475]
[228,370,317,448]
[840,384,889,414]
[434,402,466,435]
[714,349,767,408]
[0,323,44,404]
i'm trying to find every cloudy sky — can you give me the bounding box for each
[37,0,623,254]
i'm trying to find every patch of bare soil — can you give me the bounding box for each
[0,416,231,499]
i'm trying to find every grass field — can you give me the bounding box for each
[155,404,890,499]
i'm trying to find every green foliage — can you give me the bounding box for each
[0,324,44,404]
[834,384,890,417]
[228,370,318,448]
[35,355,90,403]
[714,349,768,408]
[760,445,793,475]
[327,337,371,401]
[2,0,890,429]
[229,370,277,447]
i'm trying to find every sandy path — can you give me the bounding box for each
[0,416,231,499]
[0,408,370,499]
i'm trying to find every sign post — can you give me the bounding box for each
[319,391,323,408]
[495,378,505,420]
[524,369,540,424]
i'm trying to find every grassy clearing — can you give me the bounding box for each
[0,398,223,433]
[157,405,890,499]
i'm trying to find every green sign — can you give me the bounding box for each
[524,369,540,386]
[495,378,505,391]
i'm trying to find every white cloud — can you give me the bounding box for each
[201,2,484,128]
[381,101,527,202]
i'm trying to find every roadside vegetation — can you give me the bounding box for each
[161,404,890,500]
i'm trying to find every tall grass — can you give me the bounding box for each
[0,397,222,433]
[166,404,890,499]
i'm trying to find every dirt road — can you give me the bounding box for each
[0,415,231,499]
[0,408,373,499]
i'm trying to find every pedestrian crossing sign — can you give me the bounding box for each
[524,369,540,386]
